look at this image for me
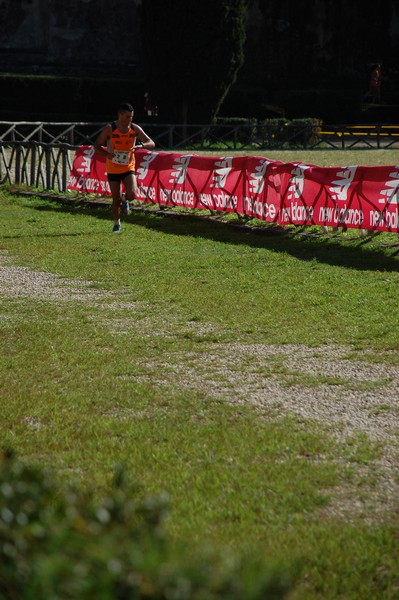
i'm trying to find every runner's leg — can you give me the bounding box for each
[123,172,138,203]
[109,180,122,221]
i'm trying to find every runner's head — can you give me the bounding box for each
[117,103,134,127]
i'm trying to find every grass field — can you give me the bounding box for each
[201,148,399,167]
[1,149,399,598]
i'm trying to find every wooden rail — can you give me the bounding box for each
[2,122,399,193]
[317,125,399,149]
[2,121,399,151]
[0,142,73,192]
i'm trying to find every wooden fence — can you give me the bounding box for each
[0,142,73,192]
[1,121,399,194]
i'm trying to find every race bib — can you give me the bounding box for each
[112,151,130,165]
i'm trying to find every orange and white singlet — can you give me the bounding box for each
[106,122,137,174]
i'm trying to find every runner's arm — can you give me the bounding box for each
[93,125,115,158]
[132,124,155,150]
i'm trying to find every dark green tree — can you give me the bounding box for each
[140,0,248,123]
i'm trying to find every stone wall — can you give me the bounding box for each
[2,0,399,83]
[1,0,399,122]
[0,0,142,76]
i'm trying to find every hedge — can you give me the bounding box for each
[0,450,296,599]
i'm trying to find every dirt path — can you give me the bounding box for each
[1,250,398,520]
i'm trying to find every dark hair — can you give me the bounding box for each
[117,102,134,113]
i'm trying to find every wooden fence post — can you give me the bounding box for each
[30,145,36,187]
[15,145,21,184]
[61,147,68,192]
[45,146,52,190]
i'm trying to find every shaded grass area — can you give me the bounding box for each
[1,189,399,598]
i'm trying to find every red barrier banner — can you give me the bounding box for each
[138,153,247,215]
[67,146,110,195]
[277,163,399,231]
[67,147,399,233]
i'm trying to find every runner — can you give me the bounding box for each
[94,102,155,232]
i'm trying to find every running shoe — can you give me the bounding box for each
[112,223,121,233]
[121,199,130,216]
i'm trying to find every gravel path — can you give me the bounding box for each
[1,250,398,520]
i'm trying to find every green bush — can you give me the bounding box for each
[0,450,295,599]
[214,117,258,145]
[214,117,321,148]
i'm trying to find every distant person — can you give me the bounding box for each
[94,102,155,232]
[368,63,382,104]
[144,92,153,116]
[144,92,158,117]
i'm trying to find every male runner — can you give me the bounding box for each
[94,102,155,232]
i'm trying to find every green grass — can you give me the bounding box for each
[1,173,399,599]
[199,148,399,167]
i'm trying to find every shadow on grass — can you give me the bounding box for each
[6,191,399,273]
